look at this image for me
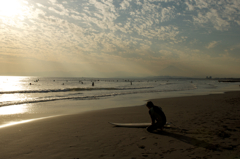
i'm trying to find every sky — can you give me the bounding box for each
[0,0,240,78]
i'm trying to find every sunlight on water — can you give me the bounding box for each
[0,94,28,104]
[0,105,27,115]
[0,76,30,109]
[0,76,26,91]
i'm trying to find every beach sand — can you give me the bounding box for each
[0,91,240,159]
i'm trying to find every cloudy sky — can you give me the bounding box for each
[0,0,240,78]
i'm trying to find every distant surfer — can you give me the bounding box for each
[146,101,167,132]
[92,82,94,86]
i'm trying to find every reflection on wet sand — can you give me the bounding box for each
[0,115,64,129]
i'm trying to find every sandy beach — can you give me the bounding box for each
[0,91,240,159]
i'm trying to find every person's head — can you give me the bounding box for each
[146,101,154,109]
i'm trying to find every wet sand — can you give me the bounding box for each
[0,91,240,159]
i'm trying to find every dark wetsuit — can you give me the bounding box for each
[147,106,166,132]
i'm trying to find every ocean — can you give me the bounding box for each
[0,76,239,126]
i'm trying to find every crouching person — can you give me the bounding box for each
[146,101,167,132]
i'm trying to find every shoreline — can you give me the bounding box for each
[0,91,240,158]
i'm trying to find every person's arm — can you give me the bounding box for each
[151,116,155,125]
[149,111,155,125]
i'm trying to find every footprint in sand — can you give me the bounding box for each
[138,145,145,149]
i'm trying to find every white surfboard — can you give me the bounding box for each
[108,122,171,128]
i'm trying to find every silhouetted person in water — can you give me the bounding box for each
[146,101,166,132]
[92,82,94,86]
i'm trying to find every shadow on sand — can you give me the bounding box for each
[112,125,235,151]
[153,129,221,151]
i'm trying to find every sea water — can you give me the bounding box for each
[0,76,239,126]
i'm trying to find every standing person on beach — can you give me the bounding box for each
[146,101,167,132]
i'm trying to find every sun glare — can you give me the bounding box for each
[0,0,24,17]
[0,105,27,115]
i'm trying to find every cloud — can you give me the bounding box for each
[206,41,218,49]
[185,1,194,11]
[188,0,240,31]
[0,0,183,64]
[120,0,131,10]
[47,1,70,16]
[159,50,172,59]
[195,0,208,9]
[193,9,230,31]
[36,3,46,8]
[49,0,57,4]
[1,0,240,77]
[161,7,175,22]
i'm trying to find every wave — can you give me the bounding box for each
[0,85,197,107]
[0,86,154,94]
[206,83,217,88]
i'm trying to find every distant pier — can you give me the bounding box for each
[218,78,240,82]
